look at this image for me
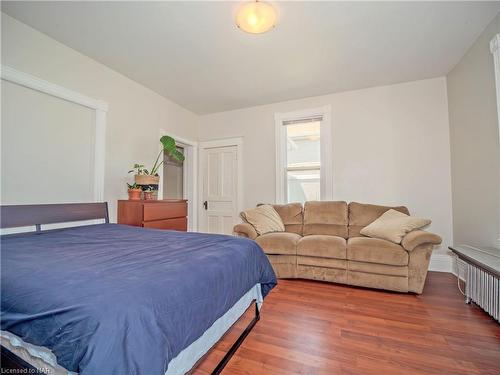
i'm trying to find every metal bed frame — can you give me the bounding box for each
[0,202,260,375]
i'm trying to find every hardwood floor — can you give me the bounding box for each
[192,272,500,375]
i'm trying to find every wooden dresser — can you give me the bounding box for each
[117,200,187,231]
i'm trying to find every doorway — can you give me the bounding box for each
[157,131,198,231]
[163,145,184,200]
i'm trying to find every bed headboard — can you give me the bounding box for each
[0,202,109,231]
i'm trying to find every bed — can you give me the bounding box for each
[0,203,277,375]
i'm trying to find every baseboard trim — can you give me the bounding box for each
[429,253,453,273]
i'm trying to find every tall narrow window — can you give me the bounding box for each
[285,119,321,203]
[275,107,332,204]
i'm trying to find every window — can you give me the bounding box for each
[275,107,332,204]
[286,121,321,202]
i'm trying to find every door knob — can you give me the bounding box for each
[203,201,208,210]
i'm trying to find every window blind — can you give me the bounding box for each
[282,115,323,126]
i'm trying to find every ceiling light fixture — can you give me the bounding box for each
[236,1,277,34]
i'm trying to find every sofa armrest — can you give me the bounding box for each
[233,223,258,240]
[402,230,442,251]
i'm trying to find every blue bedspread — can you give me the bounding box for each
[1,224,276,374]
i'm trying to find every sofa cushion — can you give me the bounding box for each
[360,209,431,244]
[297,235,346,259]
[272,203,303,235]
[347,237,409,266]
[240,204,285,235]
[348,202,410,238]
[256,232,301,255]
[303,201,348,238]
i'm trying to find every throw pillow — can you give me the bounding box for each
[360,209,431,244]
[240,204,285,235]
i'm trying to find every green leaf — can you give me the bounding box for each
[172,149,185,162]
[160,136,176,152]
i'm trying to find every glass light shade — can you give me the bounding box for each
[236,1,277,34]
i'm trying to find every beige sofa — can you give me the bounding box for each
[234,201,442,294]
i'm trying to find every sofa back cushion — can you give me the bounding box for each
[303,201,348,238]
[272,203,304,235]
[240,204,285,235]
[348,202,410,238]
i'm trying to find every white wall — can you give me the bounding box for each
[1,13,199,221]
[1,13,455,261]
[447,13,500,250]
[198,77,453,255]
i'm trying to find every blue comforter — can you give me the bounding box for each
[1,224,276,374]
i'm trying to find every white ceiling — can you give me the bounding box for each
[2,1,500,114]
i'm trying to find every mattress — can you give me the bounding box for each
[1,224,276,374]
[1,283,263,375]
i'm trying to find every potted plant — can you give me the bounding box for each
[128,136,185,199]
[127,183,142,200]
[142,186,155,201]
[128,163,159,187]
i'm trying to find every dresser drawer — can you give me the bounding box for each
[143,217,187,231]
[143,202,187,221]
[118,200,187,232]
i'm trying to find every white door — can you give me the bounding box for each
[200,145,238,234]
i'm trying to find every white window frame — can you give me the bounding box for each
[490,34,500,244]
[490,33,500,145]
[1,65,108,202]
[274,105,333,204]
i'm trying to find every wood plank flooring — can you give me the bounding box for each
[192,272,500,375]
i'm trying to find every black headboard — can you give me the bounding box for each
[0,202,109,231]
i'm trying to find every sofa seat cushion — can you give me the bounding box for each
[347,237,409,266]
[256,232,301,255]
[297,235,346,259]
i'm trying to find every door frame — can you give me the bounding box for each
[198,137,244,233]
[158,129,198,231]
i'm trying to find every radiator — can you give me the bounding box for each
[465,261,500,322]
